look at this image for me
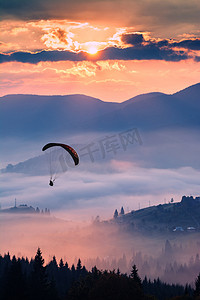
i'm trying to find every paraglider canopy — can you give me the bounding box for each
[42,143,79,165]
[42,143,79,186]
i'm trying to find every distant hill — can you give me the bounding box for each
[1,83,200,141]
[0,203,50,215]
[174,82,200,103]
[1,153,49,175]
[111,196,200,235]
[1,83,200,171]
[0,94,119,140]
[119,92,166,107]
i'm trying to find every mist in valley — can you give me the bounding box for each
[1,90,200,288]
[1,210,200,286]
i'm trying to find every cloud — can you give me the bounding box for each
[100,45,188,62]
[1,157,200,220]
[121,33,144,45]
[1,0,132,25]
[171,39,200,50]
[139,0,200,26]
[3,26,199,64]
[0,50,88,64]
[120,34,200,59]
[41,28,76,50]
[0,43,189,64]
[150,38,200,51]
[1,129,200,220]
[2,1,200,35]
[1,18,199,64]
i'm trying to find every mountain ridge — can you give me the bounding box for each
[2,82,200,103]
[1,82,200,140]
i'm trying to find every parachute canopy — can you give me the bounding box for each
[42,143,79,166]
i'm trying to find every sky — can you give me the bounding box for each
[1,0,200,101]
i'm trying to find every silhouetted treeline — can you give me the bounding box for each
[0,248,199,300]
[84,239,200,286]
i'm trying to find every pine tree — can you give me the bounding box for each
[92,266,101,279]
[114,209,118,219]
[71,264,75,272]
[194,273,200,298]
[130,264,142,289]
[65,261,70,271]
[52,256,58,268]
[46,256,58,288]
[3,256,27,300]
[34,247,45,271]
[59,258,64,269]
[29,248,50,300]
[76,258,82,271]
[120,206,125,215]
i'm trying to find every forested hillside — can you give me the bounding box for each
[0,248,196,300]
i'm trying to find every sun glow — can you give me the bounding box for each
[88,46,98,55]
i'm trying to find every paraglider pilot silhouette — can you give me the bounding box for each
[42,143,79,186]
[49,179,54,186]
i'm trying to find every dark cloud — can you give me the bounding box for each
[100,45,188,62]
[121,33,144,45]
[171,39,200,51]
[0,42,189,64]
[156,40,169,47]
[1,0,46,20]
[150,38,200,52]
[0,0,124,23]
[2,0,200,36]
[136,0,200,28]
[2,30,199,64]
[195,56,200,62]
[0,50,88,64]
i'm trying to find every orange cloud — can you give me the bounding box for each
[1,59,199,102]
[0,20,200,101]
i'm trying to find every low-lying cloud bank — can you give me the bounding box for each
[1,129,200,221]
[1,160,200,220]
